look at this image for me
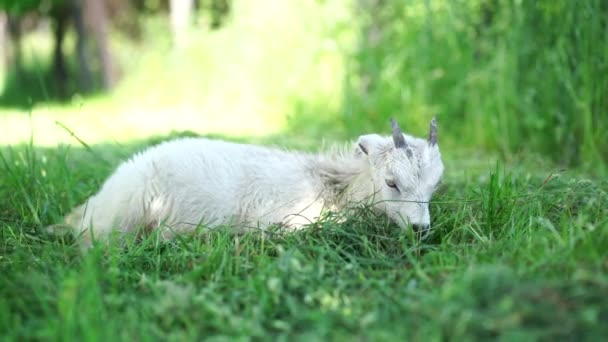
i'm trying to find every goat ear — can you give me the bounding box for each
[356,134,383,157]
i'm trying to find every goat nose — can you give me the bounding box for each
[412,224,430,233]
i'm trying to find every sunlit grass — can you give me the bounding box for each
[0,99,287,146]
[1,138,606,340]
[1,0,351,147]
[1,1,606,337]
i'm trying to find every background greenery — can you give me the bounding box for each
[1,0,607,340]
[344,0,608,170]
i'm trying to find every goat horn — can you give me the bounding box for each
[428,116,438,146]
[390,117,407,149]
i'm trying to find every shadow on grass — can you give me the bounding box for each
[0,59,104,110]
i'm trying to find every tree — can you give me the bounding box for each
[0,0,116,98]
[83,0,115,89]
[169,0,194,48]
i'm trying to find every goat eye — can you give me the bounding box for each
[385,179,398,189]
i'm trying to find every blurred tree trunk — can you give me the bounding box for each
[72,0,93,92]
[51,5,71,99]
[5,14,23,78]
[169,0,194,48]
[0,13,6,71]
[83,0,116,89]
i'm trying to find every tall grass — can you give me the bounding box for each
[1,1,607,339]
[1,137,607,340]
[2,0,605,174]
[332,0,607,171]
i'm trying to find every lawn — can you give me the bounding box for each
[1,134,607,340]
[1,0,607,339]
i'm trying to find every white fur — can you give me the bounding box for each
[60,123,444,249]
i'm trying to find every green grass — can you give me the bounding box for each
[1,0,607,339]
[333,0,608,172]
[1,135,607,340]
[2,0,606,170]
[0,1,349,147]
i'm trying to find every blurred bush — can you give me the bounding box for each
[337,0,607,169]
[1,0,606,170]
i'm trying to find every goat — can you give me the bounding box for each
[53,118,444,249]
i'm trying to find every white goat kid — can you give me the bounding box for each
[57,118,444,249]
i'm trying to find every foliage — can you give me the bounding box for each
[339,0,607,170]
[0,0,66,15]
[1,135,607,340]
[1,1,607,339]
[2,0,606,172]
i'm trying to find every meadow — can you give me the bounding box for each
[1,0,607,340]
